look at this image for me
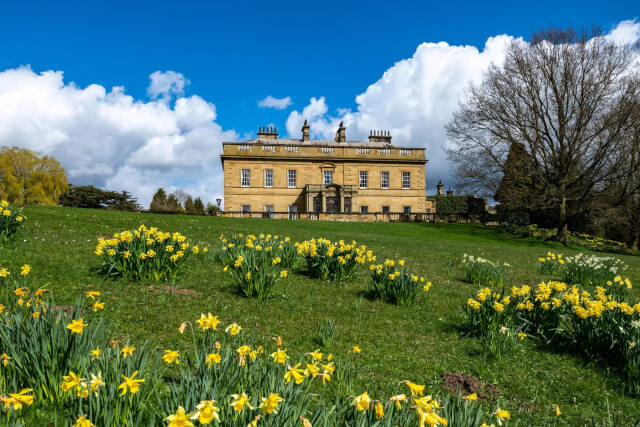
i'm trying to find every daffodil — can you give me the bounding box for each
[72,415,96,427]
[259,393,284,415]
[121,345,135,358]
[90,348,101,360]
[118,371,145,395]
[388,394,407,409]
[464,392,477,401]
[351,391,371,411]
[92,301,104,312]
[284,363,305,385]
[164,406,194,427]
[403,380,425,396]
[375,401,384,419]
[230,392,253,412]
[270,348,289,364]
[66,319,88,334]
[61,371,83,392]
[20,264,31,276]
[351,345,361,354]
[163,350,180,365]
[205,353,222,367]
[226,322,242,335]
[190,400,220,424]
[85,291,100,299]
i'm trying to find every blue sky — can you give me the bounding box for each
[0,1,638,205]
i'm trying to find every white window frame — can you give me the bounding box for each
[402,171,411,189]
[323,170,333,185]
[264,169,273,188]
[287,170,297,188]
[381,171,389,189]
[359,171,368,189]
[241,169,250,187]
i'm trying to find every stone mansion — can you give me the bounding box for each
[220,121,433,217]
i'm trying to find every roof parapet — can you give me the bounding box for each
[257,126,279,139]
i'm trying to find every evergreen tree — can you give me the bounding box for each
[150,188,168,212]
[193,197,205,215]
[184,196,195,214]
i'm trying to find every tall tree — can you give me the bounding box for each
[193,197,205,215]
[0,146,68,205]
[447,28,640,242]
[150,188,168,212]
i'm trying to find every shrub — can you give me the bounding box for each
[95,225,197,282]
[562,253,626,287]
[296,238,373,281]
[461,254,509,287]
[0,200,26,241]
[368,259,431,305]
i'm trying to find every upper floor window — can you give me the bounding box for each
[241,169,250,187]
[402,172,411,189]
[381,171,389,189]
[264,169,273,188]
[359,171,368,189]
[288,170,297,188]
[324,170,333,185]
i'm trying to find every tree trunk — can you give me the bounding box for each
[556,193,568,244]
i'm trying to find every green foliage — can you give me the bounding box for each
[0,146,68,205]
[461,254,509,287]
[368,260,430,305]
[0,201,27,241]
[205,202,220,216]
[193,197,205,215]
[562,253,627,287]
[429,195,469,214]
[315,318,336,347]
[536,252,564,275]
[59,184,140,211]
[297,238,371,281]
[95,225,197,282]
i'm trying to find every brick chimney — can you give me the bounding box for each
[368,130,392,144]
[447,187,454,197]
[257,126,278,139]
[335,121,346,143]
[437,181,444,196]
[301,119,310,142]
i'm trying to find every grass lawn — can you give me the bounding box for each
[2,205,640,425]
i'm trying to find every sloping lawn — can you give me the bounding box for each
[2,205,640,424]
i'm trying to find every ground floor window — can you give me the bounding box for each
[403,206,411,214]
[360,205,368,213]
[326,196,338,213]
[344,197,351,213]
[313,196,321,212]
[264,205,274,212]
[241,205,251,212]
[288,205,298,219]
[382,206,390,214]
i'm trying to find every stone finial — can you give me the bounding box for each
[335,121,346,143]
[301,119,310,142]
[437,181,444,196]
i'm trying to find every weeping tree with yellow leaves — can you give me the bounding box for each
[0,146,68,205]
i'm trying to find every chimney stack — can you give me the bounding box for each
[368,130,392,144]
[437,181,444,196]
[301,119,310,142]
[446,187,454,197]
[257,126,279,140]
[335,121,346,143]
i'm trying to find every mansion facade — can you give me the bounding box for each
[220,122,432,217]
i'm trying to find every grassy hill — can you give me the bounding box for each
[2,205,640,424]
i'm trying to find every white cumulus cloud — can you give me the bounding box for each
[286,20,640,195]
[258,95,293,110]
[0,66,236,207]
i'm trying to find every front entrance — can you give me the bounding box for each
[326,196,338,213]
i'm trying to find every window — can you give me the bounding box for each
[287,170,297,188]
[381,171,389,189]
[344,197,351,213]
[241,169,250,187]
[264,169,273,188]
[326,197,338,213]
[241,205,251,213]
[402,172,411,189]
[360,205,369,213]
[359,171,368,189]
[288,205,298,220]
[403,206,411,214]
[264,205,274,212]
[323,170,333,185]
[313,196,321,213]
[382,206,390,214]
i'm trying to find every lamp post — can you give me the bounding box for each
[216,198,221,207]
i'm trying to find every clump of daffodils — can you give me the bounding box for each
[0,200,26,241]
[461,254,509,287]
[537,251,564,275]
[296,238,373,281]
[562,253,626,287]
[95,225,201,281]
[368,258,430,305]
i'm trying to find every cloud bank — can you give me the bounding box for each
[258,95,293,110]
[0,68,236,207]
[1,20,638,207]
[286,20,640,193]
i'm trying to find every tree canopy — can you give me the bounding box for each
[0,146,68,205]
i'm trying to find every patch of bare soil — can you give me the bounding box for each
[441,371,500,401]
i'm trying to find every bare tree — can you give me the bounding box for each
[446,28,640,242]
